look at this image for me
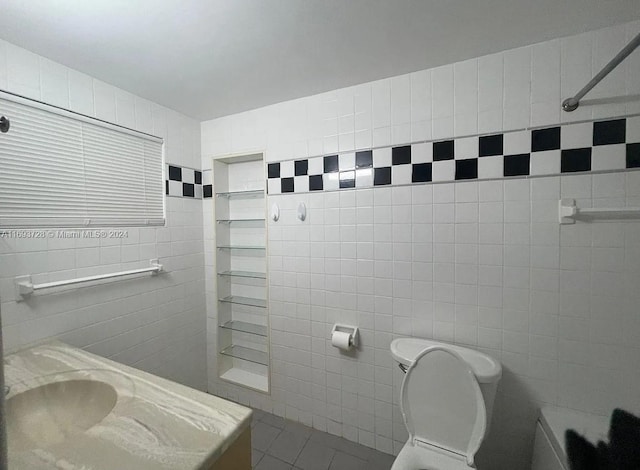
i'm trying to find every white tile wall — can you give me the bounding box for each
[201,20,640,470]
[0,39,206,390]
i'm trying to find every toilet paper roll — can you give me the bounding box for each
[331,331,352,350]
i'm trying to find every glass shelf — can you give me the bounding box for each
[220,320,268,336]
[219,295,267,308]
[216,218,265,225]
[217,245,266,251]
[218,270,266,279]
[220,345,269,366]
[216,190,264,199]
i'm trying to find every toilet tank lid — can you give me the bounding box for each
[539,406,610,464]
[390,338,502,383]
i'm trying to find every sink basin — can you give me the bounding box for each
[7,379,117,451]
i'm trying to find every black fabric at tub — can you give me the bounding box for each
[566,408,640,470]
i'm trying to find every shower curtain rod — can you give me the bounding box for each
[562,31,640,112]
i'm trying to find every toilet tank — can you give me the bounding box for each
[390,338,502,429]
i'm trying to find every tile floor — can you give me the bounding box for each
[251,409,396,470]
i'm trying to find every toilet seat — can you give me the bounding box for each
[393,441,471,470]
[392,346,487,470]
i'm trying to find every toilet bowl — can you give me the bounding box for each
[390,338,502,470]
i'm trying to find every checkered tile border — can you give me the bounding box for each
[165,164,204,199]
[259,116,640,195]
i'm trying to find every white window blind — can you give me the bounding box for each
[0,92,165,228]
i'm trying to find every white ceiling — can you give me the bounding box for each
[1,1,639,121]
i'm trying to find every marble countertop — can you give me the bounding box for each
[4,341,252,469]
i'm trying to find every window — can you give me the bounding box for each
[0,91,164,228]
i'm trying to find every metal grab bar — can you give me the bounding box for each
[563,31,640,112]
[14,259,163,300]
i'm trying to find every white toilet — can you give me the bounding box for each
[390,338,502,470]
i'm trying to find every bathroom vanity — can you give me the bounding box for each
[4,341,252,469]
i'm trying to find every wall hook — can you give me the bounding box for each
[271,203,280,222]
[297,202,306,221]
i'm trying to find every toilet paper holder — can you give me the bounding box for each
[331,324,359,348]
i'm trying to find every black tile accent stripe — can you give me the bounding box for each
[593,119,626,146]
[264,116,640,194]
[281,177,294,193]
[504,154,530,177]
[392,146,411,165]
[532,127,561,152]
[479,134,503,157]
[268,163,280,178]
[356,150,373,168]
[183,183,195,197]
[168,165,182,181]
[561,148,592,173]
[627,143,640,168]
[309,175,323,191]
[295,160,308,176]
[433,140,454,161]
[374,167,391,185]
[166,165,204,198]
[455,159,478,180]
[324,155,339,173]
[412,163,432,183]
[203,185,213,198]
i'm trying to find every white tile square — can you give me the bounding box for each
[392,124,411,145]
[268,179,281,195]
[40,58,69,108]
[478,156,504,179]
[194,185,203,199]
[591,144,626,171]
[530,150,561,175]
[115,90,136,128]
[373,147,392,167]
[372,79,391,128]
[504,130,531,155]
[561,122,592,149]
[202,170,212,186]
[593,172,625,199]
[339,132,355,152]
[339,152,356,170]
[168,180,182,196]
[280,160,294,178]
[455,136,479,159]
[391,74,411,125]
[355,169,373,188]
[182,168,195,184]
[411,120,432,142]
[94,80,116,123]
[308,156,323,175]
[479,53,503,111]
[627,116,640,142]
[6,44,40,99]
[432,161,455,182]
[68,70,94,116]
[324,134,339,154]
[295,175,309,193]
[392,165,412,185]
[432,116,454,140]
[411,142,432,163]
[323,172,339,191]
[432,64,454,119]
[373,126,391,147]
[355,129,372,150]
